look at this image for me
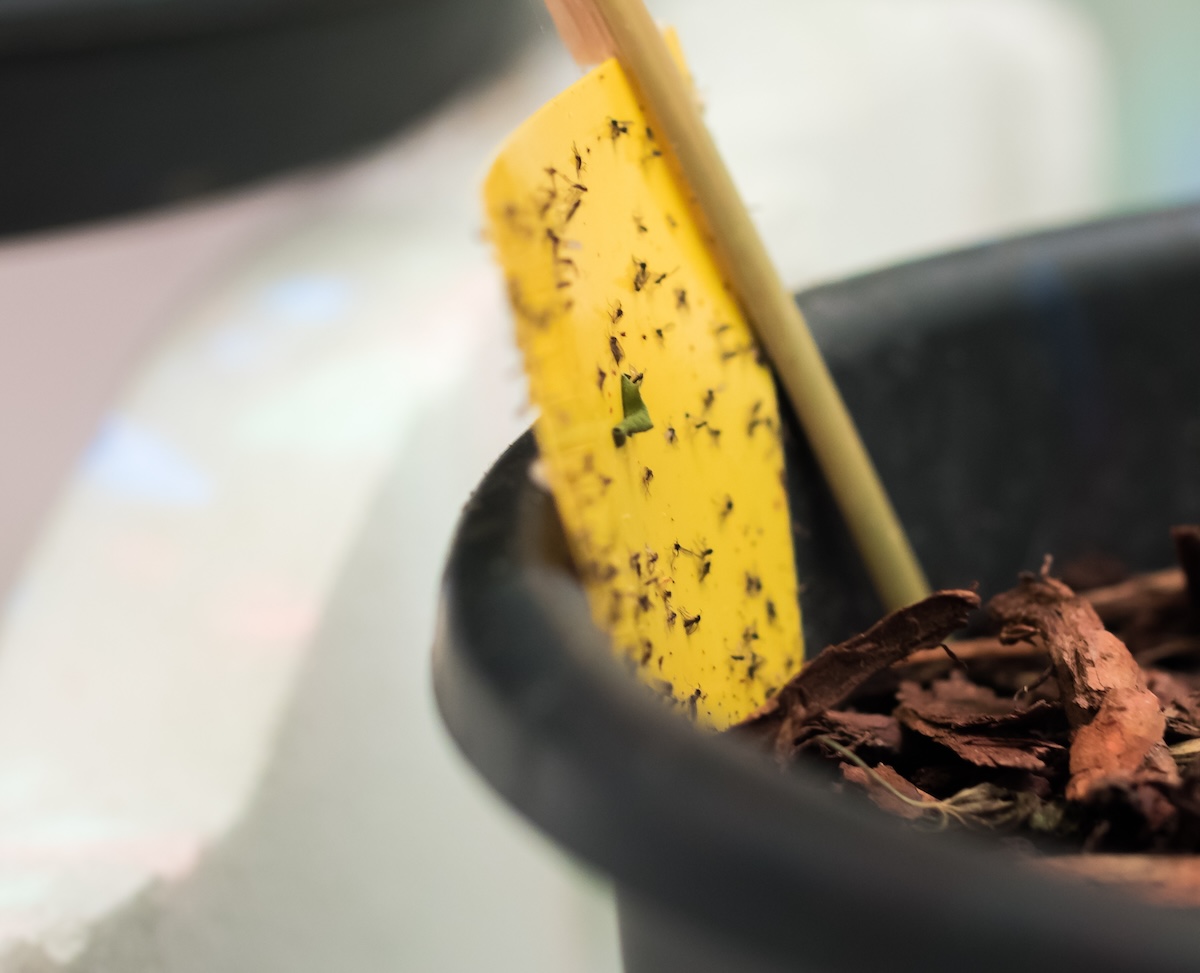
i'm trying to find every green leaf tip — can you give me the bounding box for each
[612,373,654,447]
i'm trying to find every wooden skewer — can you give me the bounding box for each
[542,0,929,611]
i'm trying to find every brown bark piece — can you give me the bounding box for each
[897,672,1032,720]
[901,635,1043,671]
[812,710,902,754]
[1035,855,1200,909]
[1083,568,1185,627]
[769,709,902,762]
[988,573,1178,801]
[762,590,980,757]
[895,676,1065,772]
[1091,569,1190,655]
[896,637,1056,702]
[841,762,935,820]
[1146,668,1200,738]
[898,714,1059,771]
[775,590,980,716]
[738,545,1200,878]
[899,573,1195,672]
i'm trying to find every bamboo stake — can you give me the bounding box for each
[543,0,929,610]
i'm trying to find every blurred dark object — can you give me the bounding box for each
[0,0,523,237]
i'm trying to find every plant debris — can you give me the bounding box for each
[611,373,654,446]
[740,589,980,760]
[989,571,1179,802]
[733,525,1200,907]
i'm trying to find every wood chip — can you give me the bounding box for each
[1146,669,1200,738]
[895,676,1066,772]
[742,525,1200,904]
[1083,568,1186,627]
[989,572,1178,800]
[753,590,979,758]
[900,635,1043,671]
[790,710,902,756]
[841,763,935,820]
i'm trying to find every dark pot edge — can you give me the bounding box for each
[433,206,1200,973]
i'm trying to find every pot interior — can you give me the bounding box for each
[790,206,1200,649]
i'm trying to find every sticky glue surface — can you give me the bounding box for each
[483,49,802,728]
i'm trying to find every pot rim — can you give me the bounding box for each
[434,204,1200,973]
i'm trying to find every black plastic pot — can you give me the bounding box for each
[0,0,523,237]
[433,205,1200,973]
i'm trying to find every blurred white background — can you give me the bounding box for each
[0,0,1197,969]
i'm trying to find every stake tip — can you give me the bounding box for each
[543,0,617,66]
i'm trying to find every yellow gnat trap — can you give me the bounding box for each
[483,45,802,729]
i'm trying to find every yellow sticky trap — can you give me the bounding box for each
[484,45,802,729]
